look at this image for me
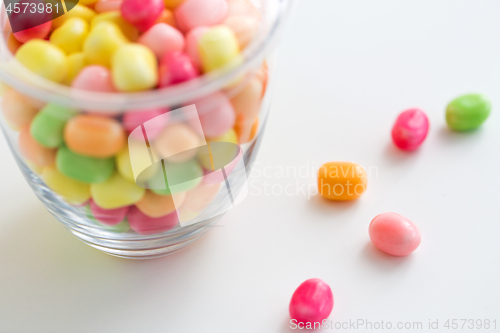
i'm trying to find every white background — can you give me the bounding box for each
[1,1,500,332]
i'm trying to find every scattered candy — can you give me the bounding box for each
[289,278,334,325]
[56,145,115,183]
[318,162,367,201]
[391,108,429,151]
[128,206,178,235]
[111,44,158,92]
[446,94,491,131]
[91,173,146,209]
[64,115,126,158]
[369,212,421,256]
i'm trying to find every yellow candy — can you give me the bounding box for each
[50,17,89,55]
[80,0,99,5]
[52,4,96,29]
[116,142,159,183]
[92,11,139,42]
[111,44,158,92]
[64,52,88,85]
[91,173,146,209]
[199,25,241,73]
[83,21,128,67]
[199,129,238,170]
[15,40,68,83]
[42,167,91,205]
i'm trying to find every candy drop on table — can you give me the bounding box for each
[223,15,259,49]
[135,190,186,218]
[56,145,115,184]
[15,40,69,83]
[95,0,123,13]
[83,21,128,67]
[42,167,91,205]
[120,0,165,32]
[91,10,139,41]
[19,126,56,168]
[391,108,429,151]
[199,25,240,73]
[52,4,97,29]
[91,173,146,209]
[185,26,210,71]
[64,53,88,85]
[50,18,89,55]
[158,51,199,87]
[111,44,158,92]
[128,206,178,235]
[289,278,334,325]
[90,200,129,226]
[175,0,228,32]
[138,23,185,59]
[318,162,367,201]
[192,92,235,138]
[446,93,491,131]
[30,104,77,148]
[369,212,421,256]
[123,108,169,140]
[71,65,117,93]
[1,89,39,131]
[148,159,203,196]
[153,123,203,163]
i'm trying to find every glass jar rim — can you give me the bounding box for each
[0,0,294,112]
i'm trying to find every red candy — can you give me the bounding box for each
[10,5,52,43]
[90,200,129,226]
[128,206,179,235]
[159,51,199,87]
[391,108,429,151]
[120,0,165,32]
[289,278,334,326]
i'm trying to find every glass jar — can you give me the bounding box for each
[0,0,294,258]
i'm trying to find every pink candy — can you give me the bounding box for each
[175,0,228,32]
[90,200,129,226]
[123,108,170,140]
[185,26,210,71]
[121,0,165,32]
[289,278,334,325]
[138,23,185,59]
[128,206,179,235]
[391,108,429,151]
[72,66,117,93]
[369,212,421,257]
[193,92,235,137]
[159,51,199,87]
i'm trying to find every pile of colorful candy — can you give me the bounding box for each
[1,0,268,235]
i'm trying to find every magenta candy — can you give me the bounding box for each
[128,206,179,235]
[72,65,117,93]
[138,23,185,59]
[185,26,210,71]
[120,0,165,32]
[193,92,235,137]
[90,200,129,226]
[369,212,421,257]
[289,278,334,325]
[175,0,228,32]
[123,108,170,140]
[159,51,199,87]
[391,108,429,151]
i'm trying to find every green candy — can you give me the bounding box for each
[446,94,491,131]
[56,146,115,184]
[30,103,76,148]
[84,206,130,233]
[148,159,203,196]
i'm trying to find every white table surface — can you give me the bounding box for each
[1,1,500,332]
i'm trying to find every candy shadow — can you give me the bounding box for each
[436,126,485,145]
[309,194,361,215]
[358,242,415,272]
[382,141,423,164]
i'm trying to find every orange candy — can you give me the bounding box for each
[155,9,177,28]
[235,117,258,144]
[18,126,56,167]
[153,123,203,163]
[1,89,39,131]
[135,190,186,218]
[181,182,220,212]
[64,115,126,158]
[318,162,367,201]
[230,76,263,144]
